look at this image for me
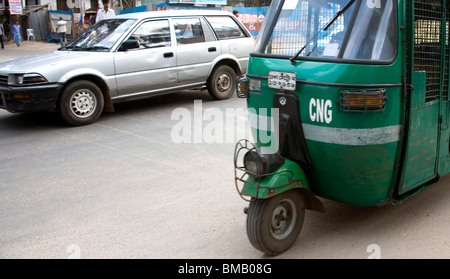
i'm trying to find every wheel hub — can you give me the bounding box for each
[217,73,231,92]
[70,90,96,118]
[270,199,297,240]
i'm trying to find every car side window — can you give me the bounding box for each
[206,16,247,40]
[173,18,205,45]
[130,20,171,49]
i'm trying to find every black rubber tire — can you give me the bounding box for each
[59,80,104,126]
[207,65,236,100]
[246,190,305,256]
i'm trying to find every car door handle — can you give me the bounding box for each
[208,47,217,52]
[163,52,174,58]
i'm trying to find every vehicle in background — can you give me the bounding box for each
[0,10,255,126]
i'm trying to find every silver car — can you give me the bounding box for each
[0,10,255,125]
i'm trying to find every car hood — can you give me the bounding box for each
[0,51,109,74]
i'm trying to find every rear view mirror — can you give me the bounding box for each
[120,39,140,51]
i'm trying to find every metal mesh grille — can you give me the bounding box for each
[444,6,450,100]
[413,0,444,102]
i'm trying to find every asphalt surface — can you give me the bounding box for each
[1,41,450,259]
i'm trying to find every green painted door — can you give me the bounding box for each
[400,72,439,195]
[399,0,444,195]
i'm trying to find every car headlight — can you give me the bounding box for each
[8,73,48,85]
[243,149,285,178]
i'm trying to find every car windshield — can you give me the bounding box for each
[258,0,397,62]
[62,19,136,51]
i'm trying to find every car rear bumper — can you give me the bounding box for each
[0,83,63,112]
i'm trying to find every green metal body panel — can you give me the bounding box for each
[241,159,309,199]
[247,56,403,206]
[242,0,450,206]
[399,72,439,194]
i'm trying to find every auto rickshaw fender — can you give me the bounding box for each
[241,159,325,213]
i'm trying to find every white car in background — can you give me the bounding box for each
[0,10,255,125]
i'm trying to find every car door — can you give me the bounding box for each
[114,19,177,97]
[172,17,221,86]
[205,15,255,74]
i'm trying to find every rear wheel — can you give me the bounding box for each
[59,80,104,126]
[246,190,305,256]
[207,65,236,100]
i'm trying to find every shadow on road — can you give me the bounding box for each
[0,89,227,130]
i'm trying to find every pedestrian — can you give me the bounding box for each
[12,20,21,47]
[95,0,116,23]
[233,10,240,19]
[57,17,68,47]
[0,20,5,49]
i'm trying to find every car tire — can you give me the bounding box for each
[207,65,236,100]
[59,80,104,126]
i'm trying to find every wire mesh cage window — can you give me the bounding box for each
[413,0,445,102]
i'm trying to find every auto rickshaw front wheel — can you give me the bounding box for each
[246,190,305,256]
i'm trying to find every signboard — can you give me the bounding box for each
[233,7,268,37]
[9,0,23,14]
[167,0,226,5]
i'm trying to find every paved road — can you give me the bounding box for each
[1,42,450,259]
[0,40,60,62]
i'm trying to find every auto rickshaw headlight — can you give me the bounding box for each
[243,149,285,178]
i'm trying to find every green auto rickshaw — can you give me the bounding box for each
[235,0,450,255]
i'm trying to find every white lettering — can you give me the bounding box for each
[309,98,316,122]
[170,107,192,143]
[316,99,324,123]
[309,98,333,124]
[170,100,278,152]
[367,0,381,8]
[367,244,381,259]
[325,100,333,124]
[66,244,81,259]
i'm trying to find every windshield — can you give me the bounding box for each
[258,0,397,62]
[62,19,136,51]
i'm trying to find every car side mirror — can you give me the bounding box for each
[120,39,140,51]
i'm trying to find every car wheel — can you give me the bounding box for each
[207,65,236,100]
[59,80,104,126]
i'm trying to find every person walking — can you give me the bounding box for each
[0,20,5,49]
[57,17,68,47]
[12,21,21,47]
[95,0,115,23]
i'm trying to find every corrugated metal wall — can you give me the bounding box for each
[28,10,50,41]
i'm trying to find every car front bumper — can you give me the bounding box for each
[0,83,63,112]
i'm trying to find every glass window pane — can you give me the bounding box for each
[173,18,205,45]
[131,20,171,49]
[259,0,397,62]
[206,16,246,39]
[342,0,396,60]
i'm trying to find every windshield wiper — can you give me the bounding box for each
[60,46,83,51]
[289,0,356,64]
[82,46,110,51]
